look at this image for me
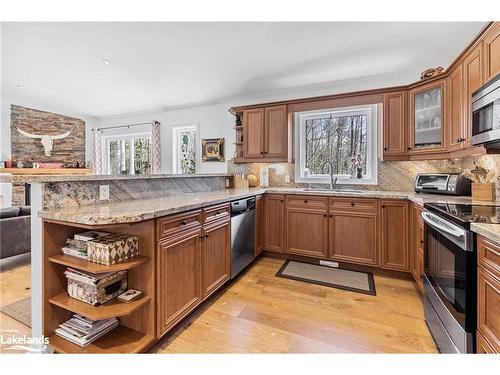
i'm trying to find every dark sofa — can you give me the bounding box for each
[0,206,31,259]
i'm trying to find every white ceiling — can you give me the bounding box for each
[1,22,487,118]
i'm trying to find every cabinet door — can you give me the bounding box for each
[285,207,328,258]
[329,211,378,266]
[243,108,264,159]
[202,219,231,300]
[157,230,202,336]
[484,23,500,83]
[447,64,465,151]
[408,80,447,154]
[477,330,498,354]
[383,91,407,157]
[380,200,410,271]
[255,195,265,256]
[463,44,484,148]
[265,194,285,252]
[264,105,288,159]
[478,267,500,352]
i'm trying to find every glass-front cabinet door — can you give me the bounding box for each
[409,80,447,154]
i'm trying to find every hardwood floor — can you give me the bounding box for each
[0,254,32,353]
[0,255,437,354]
[152,257,438,353]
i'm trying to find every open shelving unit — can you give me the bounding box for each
[232,114,244,162]
[42,219,156,353]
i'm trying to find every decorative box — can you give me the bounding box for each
[87,233,139,265]
[472,183,496,202]
[66,269,128,306]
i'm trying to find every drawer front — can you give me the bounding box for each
[477,330,498,354]
[477,267,500,352]
[478,236,500,279]
[329,197,378,211]
[157,210,202,240]
[286,195,328,209]
[203,203,230,224]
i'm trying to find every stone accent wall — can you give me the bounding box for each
[10,105,86,166]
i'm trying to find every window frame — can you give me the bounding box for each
[103,131,152,175]
[172,124,198,174]
[294,104,379,185]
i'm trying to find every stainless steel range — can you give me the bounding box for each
[422,203,500,353]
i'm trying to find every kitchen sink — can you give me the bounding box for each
[301,188,366,193]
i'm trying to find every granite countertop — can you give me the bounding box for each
[0,172,233,183]
[38,186,500,226]
[470,223,500,243]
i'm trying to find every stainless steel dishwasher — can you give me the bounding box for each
[230,196,256,279]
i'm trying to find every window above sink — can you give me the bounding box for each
[294,104,379,185]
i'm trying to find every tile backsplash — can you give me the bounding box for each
[229,154,500,192]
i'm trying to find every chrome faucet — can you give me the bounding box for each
[321,161,337,190]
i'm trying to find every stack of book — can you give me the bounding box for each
[62,231,110,260]
[55,314,119,347]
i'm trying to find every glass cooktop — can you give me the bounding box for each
[425,203,500,227]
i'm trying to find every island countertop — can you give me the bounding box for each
[38,187,500,226]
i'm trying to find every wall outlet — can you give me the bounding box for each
[284,175,291,183]
[99,185,110,201]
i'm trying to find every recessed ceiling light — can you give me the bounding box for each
[16,84,24,89]
[101,58,111,65]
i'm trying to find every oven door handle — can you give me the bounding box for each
[421,211,466,241]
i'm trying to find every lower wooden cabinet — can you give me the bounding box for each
[285,206,329,258]
[265,194,285,252]
[477,267,500,352]
[255,195,265,256]
[477,330,498,354]
[157,229,203,337]
[202,218,231,300]
[329,210,379,266]
[380,200,410,271]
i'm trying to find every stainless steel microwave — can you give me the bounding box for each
[471,73,500,148]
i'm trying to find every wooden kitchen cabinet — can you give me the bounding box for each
[408,79,447,155]
[255,195,265,256]
[383,91,408,159]
[265,194,285,252]
[477,235,500,353]
[243,108,265,159]
[202,218,231,300]
[447,63,465,152]
[410,203,424,292]
[329,211,379,266]
[463,43,484,148]
[157,229,203,337]
[241,105,289,162]
[285,198,329,258]
[380,200,410,272]
[483,22,500,84]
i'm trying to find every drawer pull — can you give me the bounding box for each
[180,220,187,225]
[304,199,308,203]
[350,202,355,207]
[215,211,221,215]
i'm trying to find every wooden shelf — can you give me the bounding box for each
[49,325,153,353]
[48,254,149,273]
[49,293,151,320]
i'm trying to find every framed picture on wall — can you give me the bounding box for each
[202,138,224,162]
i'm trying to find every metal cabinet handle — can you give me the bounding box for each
[330,214,333,218]
[407,146,412,150]
[215,211,221,215]
[180,220,187,225]
[304,199,308,203]
[383,147,388,151]
[350,202,355,206]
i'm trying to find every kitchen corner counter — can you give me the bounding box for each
[471,223,500,244]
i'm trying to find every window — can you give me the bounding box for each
[295,105,378,184]
[172,125,197,174]
[105,133,152,175]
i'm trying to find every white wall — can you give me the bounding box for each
[0,96,99,162]
[99,102,235,174]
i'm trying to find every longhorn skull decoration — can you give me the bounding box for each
[14,124,79,156]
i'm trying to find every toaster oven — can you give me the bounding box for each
[414,173,471,196]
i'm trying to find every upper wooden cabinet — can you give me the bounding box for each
[463,43,485,148]
[408,79,447,154]
[242,105,290,162]
[243,108,265,159]
[380,200,410,272]
[483,22,500,83]
[383,91,408,159]
[447,64,465,152]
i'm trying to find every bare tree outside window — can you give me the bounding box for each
[305,114,367,177]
